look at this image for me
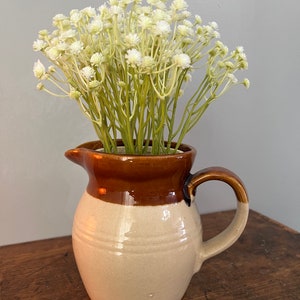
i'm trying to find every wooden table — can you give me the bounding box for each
[1,210,299,299]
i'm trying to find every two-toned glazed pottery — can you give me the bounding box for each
[65,141,249,300]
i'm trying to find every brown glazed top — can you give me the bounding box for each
[65,141,196,206]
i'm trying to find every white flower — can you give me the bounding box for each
[224,61,235,69]
[203,24,220,39]
[88,19,104,33]
[33,60,46,79]
[214,41,228,57]
[183,20,193,28]
[209,21,218,30]
[203,25,214,35]
[152,9,171,23]
[46,47,60,60]
[81,7,96,17]
[81,66,95,81]
[173,53,191,69]
[49,37,59,46]
[181,10,191,18]
[141,56,155,71]
[156,2,167,9]
[38,29,49,39]
[195,15,202,24]
[125,33,140,48]
[239,52,247,60]
[57,42,68,51]
[227,73,238,84]
[70,10,82,24]
[110,5,123,15]
[125,49,142,67]
[138,15,152,30]
[236,46,244,53]
[60,29,76,40]
[171,0,188,11]
[182,37,193,45]
[70,41,83,55]
[154,20,171,36]
[52,14,67,26]
[233,47,248,69]
[53,14,66,21]
[177,25,193,36]
[213,31,220,39]
[90,52,105,66]
[33,39,47,51]
[236,52,247,65]
[216,41,227,51]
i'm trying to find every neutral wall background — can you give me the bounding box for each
[1,0,299,246]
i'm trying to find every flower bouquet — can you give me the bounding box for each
[33,0,249,155]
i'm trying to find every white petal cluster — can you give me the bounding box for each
[125,49,142,67]
[46,47,60,60]
[33,39,47,51]
[138,15,152,30]
[81,66,95,81]
[90,53,105,66]
[88,19,104,34]
[125,33,140,48]
[70,41,83,55]
[81,7,96,17]
[70,10,83,24]
[171,0,188,11]
[154,20,171,36]
[177,24,193,36]
[173,53,191,69]
[60,29,76,40]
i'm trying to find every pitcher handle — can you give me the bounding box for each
[185,166,249,261]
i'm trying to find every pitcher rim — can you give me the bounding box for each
[73,140,197,158]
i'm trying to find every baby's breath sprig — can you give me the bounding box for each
[33,0,249,154]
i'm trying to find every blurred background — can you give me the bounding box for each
[1,0,299,246]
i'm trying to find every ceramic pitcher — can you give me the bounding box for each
[65,140,249,300]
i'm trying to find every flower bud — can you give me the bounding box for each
[36,83,44,90]
[69,90,81,100]
[243,78,250,89]
[33,60,46,79]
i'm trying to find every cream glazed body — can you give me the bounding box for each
[66,141,249,300]
[73,192,204,300]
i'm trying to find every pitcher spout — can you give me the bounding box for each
[65,148,85,167]
[65,140,105,169]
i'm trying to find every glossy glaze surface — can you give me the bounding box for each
[66,140,249,300]
[73,192,202,300]
[65,141,196,206]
